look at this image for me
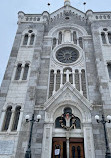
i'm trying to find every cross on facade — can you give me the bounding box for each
[64,69,72,82]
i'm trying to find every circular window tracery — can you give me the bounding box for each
[56,47,79,64]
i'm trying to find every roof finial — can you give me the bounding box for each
[64,0,70,6]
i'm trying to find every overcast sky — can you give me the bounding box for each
[0,0,111,85]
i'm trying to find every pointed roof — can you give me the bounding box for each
[50,5,85,19]
[44,82,92,111]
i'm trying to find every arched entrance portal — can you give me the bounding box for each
[52,107,84,158]
[41,83,95,158]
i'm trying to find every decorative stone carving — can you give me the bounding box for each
[64,92,72,100]
[86,10,94,23]
[18,11,25,24]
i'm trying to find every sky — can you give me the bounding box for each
[0,0,111,86]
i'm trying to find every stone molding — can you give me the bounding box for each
[44,82,92,124]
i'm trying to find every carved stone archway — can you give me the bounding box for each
[42,83,95,158]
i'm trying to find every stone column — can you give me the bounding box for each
[41,124,53,158]
[27,63,31,80]
[71,31,73,42]
[56,38,59,46]
[83,124,95,158]
[76,32,79,46]
[64,70,71,82]
[27,34,31,46]
[79,70,83,95]
[20,63,25,80]
[72,70,75,88]
[66,132,70,158]
[60,70,63,88]
[105,32,109,45]
[7,109,15,133]
[20,35,24,46]
[53,70,57,95]
[17,109,23,132]
[0,109,6,131]
[12,65,17,81]
[62,31,64,44]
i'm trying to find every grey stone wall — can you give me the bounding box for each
[15,23,45,158]
[91,106,106,158]
[0,27,22,115]
[91,20,111,157]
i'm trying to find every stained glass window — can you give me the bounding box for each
[56,47,79,63]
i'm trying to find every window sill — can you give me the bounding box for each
[103,44,111,46]
[21,45,34,48]
[12,80,28,84]
[0,131,18,135]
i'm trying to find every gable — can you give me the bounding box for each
[44,82,92,111]
[50,5,85,19]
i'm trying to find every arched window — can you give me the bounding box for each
[30,34,35,45]
[108,32,111,44]
[56,70,60,91]
[81,69,87,98]
[107,63,111,79]
[79,37,83,48]
[72,146,75,157]
[12,106,21,131]
[15,64,22,80]
[64,107,72,114]
[22,63,29,80]
[70,117,81,129]
[73,31,77,44]
[52,38,56,49]
[101,32,106,44]
[75,70,80,91]
[77,146,81,158]
[58,32,62,44]
[55,117,66,128]
[49,70,54,98]
[2,106,12,131]
[23,34,28,45]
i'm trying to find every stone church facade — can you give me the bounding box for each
[0,0,111,158]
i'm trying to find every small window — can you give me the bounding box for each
[58,32,62,44]
[108,32,111,44]
[30,34,35,45]
[49,70,54,97]
[2,107,12,131]
[22,63,29,80]
[12,106,21,131]
[64,107,72,114]
[28,30,33,33]
[15,64,22,80]
[52,38,56,49]
[73,31,77,44]
[55,117,66,128]
[23,34,28,45]
[77,146,81,157]
[107,63,111,79]
[101,32,106,44]
[79,37,83,48]
[70,117,81,129]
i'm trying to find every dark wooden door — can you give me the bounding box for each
[52,138,67,158]
[69,138,84,158]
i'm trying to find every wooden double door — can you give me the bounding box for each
[52,138,84,158]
